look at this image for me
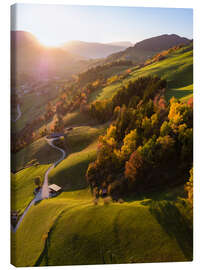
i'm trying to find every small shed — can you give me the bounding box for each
[48,184,62,196]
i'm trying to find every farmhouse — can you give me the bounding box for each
[49,184,62,197]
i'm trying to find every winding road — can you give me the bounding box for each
[13,137,66,232]
[41,138,66,199]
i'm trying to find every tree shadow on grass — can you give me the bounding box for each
[123,184,187,203]
[149,200,193,261]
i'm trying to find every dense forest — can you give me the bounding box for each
[86,76,193,199]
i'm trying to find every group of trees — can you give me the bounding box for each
[58,60,134,115]
[86,76,193,199]
[78,60,133,86]
[88,76,167,123]
[11,111,50,153]
[54,79,103,116]
[51,60,135,121]
[144,44,185,66]
[44,101,55,121]
[50,113,64,133]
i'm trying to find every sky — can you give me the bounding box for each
[11,4,193,47]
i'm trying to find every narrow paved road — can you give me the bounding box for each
[13,137,66,232]
[41,138,66,199]
[13,191,42,232]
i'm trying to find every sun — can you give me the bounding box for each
[37,35,62,47]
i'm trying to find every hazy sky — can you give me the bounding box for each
[11,4,193,46]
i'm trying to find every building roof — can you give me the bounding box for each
[48,184,62,192]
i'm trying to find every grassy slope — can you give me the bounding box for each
[12,121,107,216]
[11,123,106,216]
[49,124,107,190]
[12,137,62,172]
[101,65,131,77]
[65,124,108,152]
[49,142,97,190]
[12,188,192,266]
[11,165,50,214]
[89,45,193,103]
[13,85,60,133]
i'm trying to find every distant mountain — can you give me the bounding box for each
[106,41,134,47]
[11,32,192,82]
[134,34,190,51]
[11,31,83,80]
[106,34,191,63]
[61,40,126,59]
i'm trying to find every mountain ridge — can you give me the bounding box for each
[11,31,192,79]
[105,34,191,63]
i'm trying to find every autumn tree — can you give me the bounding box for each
[125,150,145,188]
[121,129,138,160]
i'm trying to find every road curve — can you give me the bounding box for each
[13,137,66,232]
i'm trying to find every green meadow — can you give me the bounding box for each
[12,187,192,266]
[11,165,50,215]
[12,137,61,172]
[89,45,193,103]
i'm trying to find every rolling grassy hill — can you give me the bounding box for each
[11,124,107,212]
[11,165,50,214]
[49,141,97,190]
[12,187,192,266]
[49,124,107,190]
[89,44,193,103]
[12,85,60,133]
[12,137,62,172]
